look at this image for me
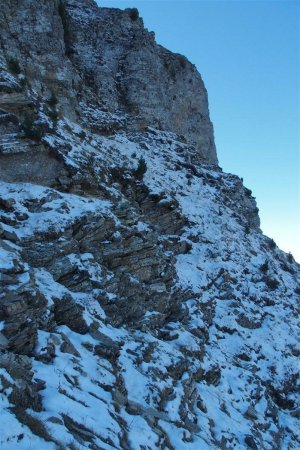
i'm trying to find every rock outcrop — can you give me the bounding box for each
[0,0,217,164]
[0,1,299,450]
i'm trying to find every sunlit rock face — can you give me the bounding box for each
[0,1,299,449]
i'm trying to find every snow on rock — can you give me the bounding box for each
[0,121,299,449]
[0,0,299,448]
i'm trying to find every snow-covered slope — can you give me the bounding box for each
[0,115,299,450]
[0,0,299,448]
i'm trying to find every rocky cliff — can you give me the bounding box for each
[0,0,217,164]
[0,1,299,450]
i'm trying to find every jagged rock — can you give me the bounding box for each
[8,380,43,412]
[93,335,120,361]
[203,365,221,386]
[0,1,299,449]
[237,313,262,329]
[0,352,43,412]
[0,196,15,210]
[244,435,259,450]
[60,332,81,356]
[1,228,19,242]
[0,290,47,355]
[245,405,258,420]
[53,295,89,334]
[63,414,95,444]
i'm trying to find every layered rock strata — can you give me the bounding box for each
[0,0,217,163]
[0,1,299,450]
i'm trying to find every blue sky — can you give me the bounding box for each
[98,0,300,261]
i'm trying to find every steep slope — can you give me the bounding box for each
[0,0,217,164]
[0,1,299,450]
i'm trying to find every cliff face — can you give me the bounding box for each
[0,0,217,163]
[0,1,300,450]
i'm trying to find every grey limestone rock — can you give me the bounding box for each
[0,1,299,449]
[0,0,217,164]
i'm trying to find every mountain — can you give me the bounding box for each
[0,1,299,449]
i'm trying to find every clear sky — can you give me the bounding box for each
[98,0,300,262]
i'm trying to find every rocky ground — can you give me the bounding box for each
[0,1,299,449]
